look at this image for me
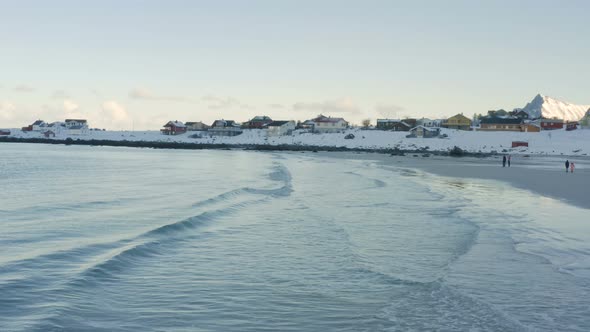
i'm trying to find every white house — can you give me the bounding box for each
[266,121,296,136]
[47,122,66,134]
[310,115,348,133]
[31,120,47,131]
[65,119,88,135]
[417,118,441,127]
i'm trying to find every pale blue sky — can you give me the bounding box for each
[1,0,588,129]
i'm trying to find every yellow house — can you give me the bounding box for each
[442,114,472,130]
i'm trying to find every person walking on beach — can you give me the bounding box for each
[503,155,507,167]
[571,162,575,173]
[508,155,511,167]
[565,160,570,172]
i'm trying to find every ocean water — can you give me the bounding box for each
[1,143,589,331]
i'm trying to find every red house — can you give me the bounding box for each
[161,121,187,135]
[540,119,564,130]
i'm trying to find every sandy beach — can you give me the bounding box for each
[322,152,590,210]
[396,155,590,210]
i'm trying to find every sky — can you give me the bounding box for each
[1,0,589,130]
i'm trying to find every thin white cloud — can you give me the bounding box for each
[202,95,250,110]
[0,101,17,121]
[268,103,284,109]
[129,88,190,102]
[14,84,35,93]
[293,97,361,114]
[375,103,405,118]
[63,99,79,113]
[101,101,131,128]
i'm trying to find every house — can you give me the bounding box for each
[297,120,316,130]
[161,121,187,135]
[185,122,210,131]
[242,116,273,129]
[416,118,441,127]
[31,120,47,131]
[539,118,564,130]
[21,125,33,131]
[310,115,348,133]
[479,117,522,131]
[65,119,88,129]
[521,123,541,133]
[376,119,413,131]
[309,114,349,133]
[408,125,441,138]
[209,119,243,136]
[513,110,530,120]
[442,114,472,130]
[0,129,10,136]
[267,121,296,136]
[65,119,89,135]
[48,122,66,133]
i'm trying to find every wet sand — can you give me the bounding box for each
[322,152,590,210]
[394,155,590,210]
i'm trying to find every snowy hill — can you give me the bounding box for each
[520,94,589,122]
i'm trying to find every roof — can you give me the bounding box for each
[185,121,207,126]
[32,120,45,125]
[377,119,412,128]
[267,121,291,127]
[540,118,564,123]
[164,121,186,127]
[447,113,471,120]
[65,119,87,123]
[312,115,346,123]
[250,116,272,122]
[480,117,522,125]
[410,125,440,132]
[212,119,239,127]
[377,119,404,123]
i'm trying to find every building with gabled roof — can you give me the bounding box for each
[161,121,187,135]
[309,114,348,133]
[267,120,296,136]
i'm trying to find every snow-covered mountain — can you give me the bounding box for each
[520,94,589,121]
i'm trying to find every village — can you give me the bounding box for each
[2,94,590,156]
[4,107,590,140]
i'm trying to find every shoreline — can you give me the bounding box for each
[0,136,492,157]
[323,152,590,210]
[2,137,587,209]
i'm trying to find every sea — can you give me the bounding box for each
[1,143,589,331]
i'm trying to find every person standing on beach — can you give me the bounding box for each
[571,162,575,173]
[508,155,511,167]
[565,160,570,172]
[503,155,507,167]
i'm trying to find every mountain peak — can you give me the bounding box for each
[520,94,588,121]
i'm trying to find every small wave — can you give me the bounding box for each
[193,164,292,208]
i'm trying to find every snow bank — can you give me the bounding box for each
[5,127,590,156]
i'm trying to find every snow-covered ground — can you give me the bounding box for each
[4,127,590,156]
